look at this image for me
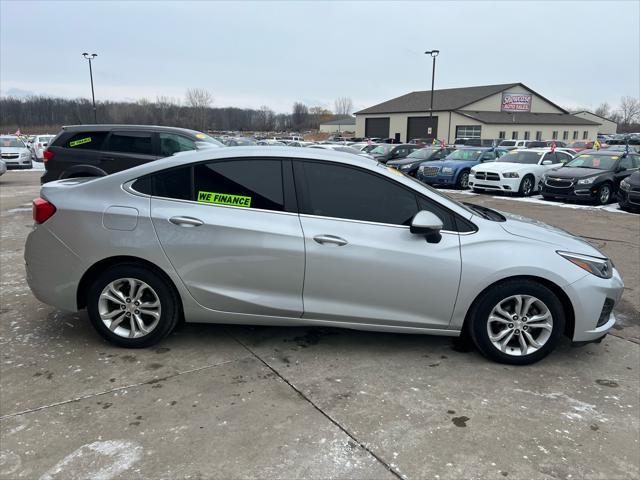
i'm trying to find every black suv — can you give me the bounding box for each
[41,125,223,183]
[541,150,640,205]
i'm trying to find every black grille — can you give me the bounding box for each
[597,298,615,327]
[1,154,19,159]
[475,172,486,180]
[486,173,500,181]
[546,178,573,188]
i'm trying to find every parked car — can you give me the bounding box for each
[32,135,55,161]
[541,150,640,204]
[567,141,594,152]
[454,138,499,148]
[408,138,435,147]
[387,147,453,176]
[369,144,422,163]
[417,147,507,189]
[256,140,286,146]
[224,137,257,147]
[617,170,640,213]
[0,159,6,176]
[41,125,223,183]
[469,149,572,196]
[0,135,33,169]
[25,147,623,365]
[308,144,373,160]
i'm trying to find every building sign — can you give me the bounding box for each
[501,92,532,112]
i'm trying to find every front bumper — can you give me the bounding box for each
[540,182,599,201]
[617,188,640,211]
[564,268,624,342]
[2,157,32,169]
[469,175,521,192]
[418,173,457,186]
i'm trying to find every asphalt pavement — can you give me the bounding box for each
[1,171,638,480]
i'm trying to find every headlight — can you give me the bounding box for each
[400,163,415,170]
[620,179,631,191]
[503,172,519,178]
[577,176,596,185]
[418,166,425,173]
[557,251,613,279]
[441,167,453,175]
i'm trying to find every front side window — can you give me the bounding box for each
[159,133,196,156]
[106,131,153,155]
[556,152,572,163]
[297,162,418,226]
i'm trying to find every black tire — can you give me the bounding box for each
[468,279,565,365]
[457,170,470,189]
[596,183,612,205]
[87,263,180,348]
[518,175,535,197]
[472,187,484,193]
[541,195,555,202]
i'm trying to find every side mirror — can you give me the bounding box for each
[410,210,443,243]
[542,160,553,165]
[617,166,626,173]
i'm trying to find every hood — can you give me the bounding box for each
[471,162,533,173]
[387,157,421,167]
[499,211,603,256]
[545,166,604,179]
[430,159,479,170]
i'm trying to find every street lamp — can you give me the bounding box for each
[82,53,98,123]
[424,50,439,133]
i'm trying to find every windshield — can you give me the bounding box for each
[194,133,224,147]
[408,148,438,159]
[496,151,543,164]
[369,145,393,154]
[499,141,515,147]
[445,149,484,161]
[565,154,618,170]
[569,142,589,148]
[0,137,25,148]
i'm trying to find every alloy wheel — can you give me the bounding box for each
[486,294,553,356]
[460,172,469,188]
[98,278,161,338]
[522,177,533,196]
[599,185,611,204]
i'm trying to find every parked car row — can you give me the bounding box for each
[0,135,33,169]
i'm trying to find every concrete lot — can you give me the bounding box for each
[1,171,638,480]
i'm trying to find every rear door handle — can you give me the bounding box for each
[313,234,348,246]
[169,216,204,227]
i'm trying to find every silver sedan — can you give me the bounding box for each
[25,147,624,364]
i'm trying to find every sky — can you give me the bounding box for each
[1,0,639,114]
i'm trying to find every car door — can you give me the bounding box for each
[149,158,305,316]
[101,130,160,173]
[293,160,462,329]
[614,155,640,186]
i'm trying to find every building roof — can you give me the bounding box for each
[320,116,356,126]
[354,82,568,115]
[572,111,618,124]
[456,111,600,126]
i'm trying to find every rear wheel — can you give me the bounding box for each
[457,170,470,189]
[596,183,612,205]
[518,175,535,197]
[469,279,565,365]
[87,264,180,348]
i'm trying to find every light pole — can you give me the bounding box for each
[424,49,439,136]
[82,53,98,123]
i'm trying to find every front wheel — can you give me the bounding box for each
[87,264,180,348]
[468,279,565,365]
[457,170,470,189]
[596,183,612,205]
[518,175,535,197]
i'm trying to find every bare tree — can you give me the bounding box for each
[618,96,640,126]
[292,102,309,131]
[185,88,214,130]
[254,105,276,131]
[594,102,611,119]
[334,97,353,116]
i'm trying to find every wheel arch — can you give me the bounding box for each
[60,165,107,179]
[76,256,183,317]
[462,275,575,339]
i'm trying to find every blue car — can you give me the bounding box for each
[416,147,507,189]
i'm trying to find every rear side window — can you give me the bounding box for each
[153,167,192,200]
[193,160,284,211]
[64,132,108,150]
[297,162,418,225]
[159,133,196,157]
[106,131,153,155]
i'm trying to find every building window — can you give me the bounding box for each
[563,131,569,140]
[552,131,558,139]
[583,131,589,139]
[455,125,481,138]
[524,131,530,140]
[498,131,506,139]
[573,131,578,140]
[536,131,542,141]
[512,131,518,140]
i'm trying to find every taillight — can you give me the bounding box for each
[43,149,54,163]
[33,198,56,224]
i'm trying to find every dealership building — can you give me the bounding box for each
[354,83,603,144]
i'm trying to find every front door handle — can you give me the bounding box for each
[100,156,115,161]
[313,234,348,246]
[169,216,204,227]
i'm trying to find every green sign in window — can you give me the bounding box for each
[69,137,92,147]
[197,191,252,208]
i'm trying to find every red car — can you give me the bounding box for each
[568,141,594,152]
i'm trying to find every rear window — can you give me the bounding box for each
[64,132,108,150]
[106,131,153,155]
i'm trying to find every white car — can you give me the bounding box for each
[0,135,33,169]
[308,144,374,160]
[469,148,574,196]
[32,134,55,161]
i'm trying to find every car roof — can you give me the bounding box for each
[61,124,204,135]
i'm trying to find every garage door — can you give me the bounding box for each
[407,116,438,141]
[365,118,390,138]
